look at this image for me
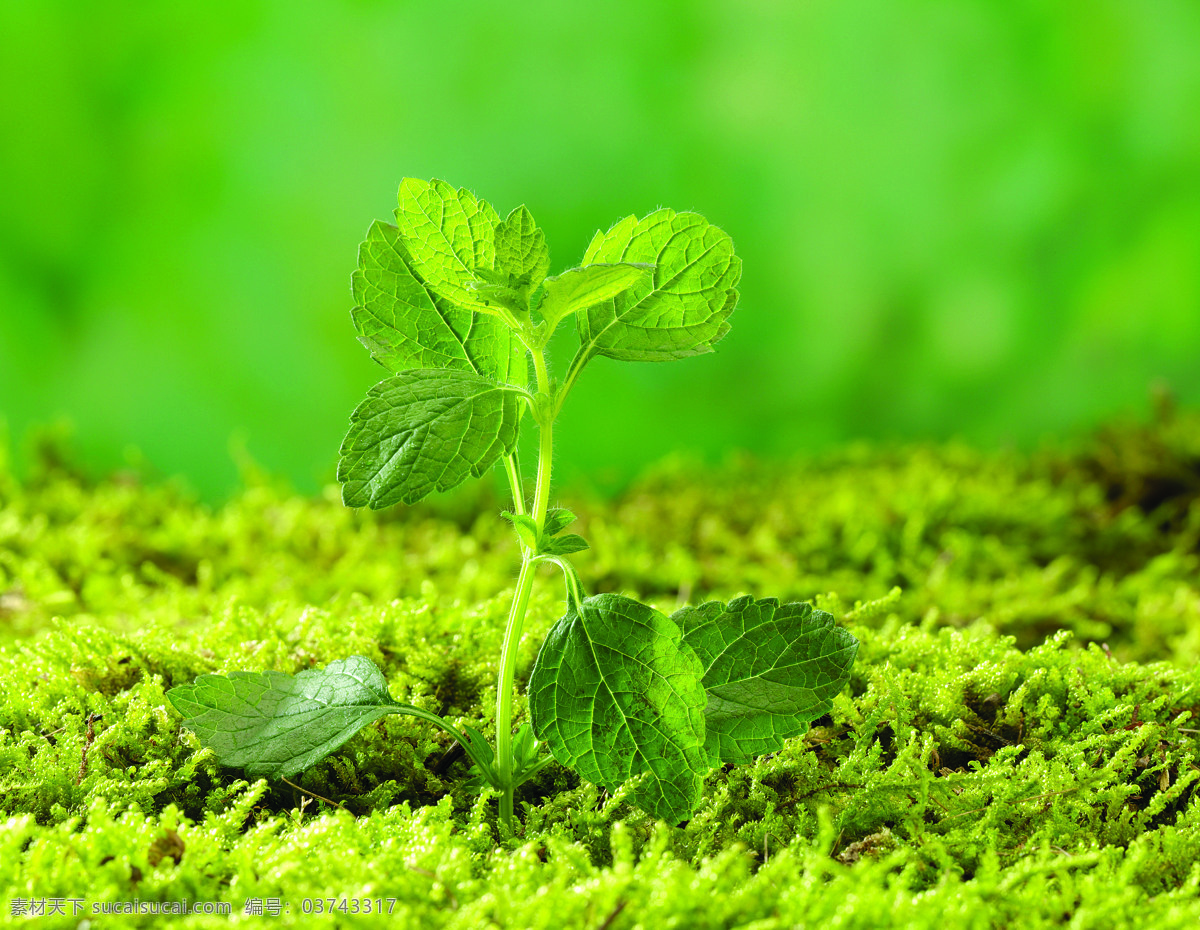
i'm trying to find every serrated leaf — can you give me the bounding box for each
[338,369,521,509]
[673,597,858,765]
[167,656,445,779]
[394,178,502,314]
[352,220,522,382]
[541,507,578,536]
[576,210,739,362]
[528,593,708,822]
[538,262,653,329]
[494,205,550,292]
[539,533,589,556]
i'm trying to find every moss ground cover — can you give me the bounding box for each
[2,412,1200,928]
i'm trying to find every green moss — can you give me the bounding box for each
[2,413,1200,927]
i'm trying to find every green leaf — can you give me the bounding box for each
[500,510,539,550]
[538,533,589,556]
[673,597,858,765]
[542,507,578,536]
[339,369,521,509]
[394,178,502,315]
[352,220,522,382]
[493,205,550,293]
[502,509,587,555]
[511,723,540,773]
[510,724,556,790]
[460,724,497,783]
[528,593,708,822]
[461,722,502,793]
[538,262,653,329]
[576,209,740,362]
[467,280,527,316]
[166,656,449,779]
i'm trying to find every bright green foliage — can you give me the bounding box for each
[166,656,470,780]
[292,180,838,826]
[676,597,858,764]
[393,178,502,315]
[502,507,589,558]
[352,220,521,380]
[537,532,589,557]
[499,510,540,550]
[538,262,653,329]
[542,507,578,536]
[577,209,740,362]
[338,370,521,508]
[3,424,1200,926]
[467,280,528,318]
[528,594,709,822]
[539,508,588,555]
[12,174,1199,924]
[492,205,550,295]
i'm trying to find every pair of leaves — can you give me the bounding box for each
[166,656,492,780]
[344,180,536,510]
[460,723,544,793]
[500,508,589,609]
[500,507,589,557]
[527,594,857,822]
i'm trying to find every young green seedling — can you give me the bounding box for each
[167,179,858,828]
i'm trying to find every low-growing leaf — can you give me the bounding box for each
[538,262,653,329]
[673,597,858,764]
[394,178,501,314]
[511,723,540,773]
[576,209,739,362]
[528,593,708,822]
[339,369,521,509]
[167,656,451,779]
[493,205,550,292]
[352,220,521,382]
[460,724,496,769]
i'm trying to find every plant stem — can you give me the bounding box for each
[503,453,525,515]
[494,346,555,830]
[529,347,555,527]
[494,554,535,827]
[531,404,554,526]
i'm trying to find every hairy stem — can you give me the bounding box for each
[494,346,555,829]
[532,403,554,527]
[503,453,525,515]
[494,555,536,827]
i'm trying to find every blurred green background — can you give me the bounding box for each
[2,0,1198,500]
